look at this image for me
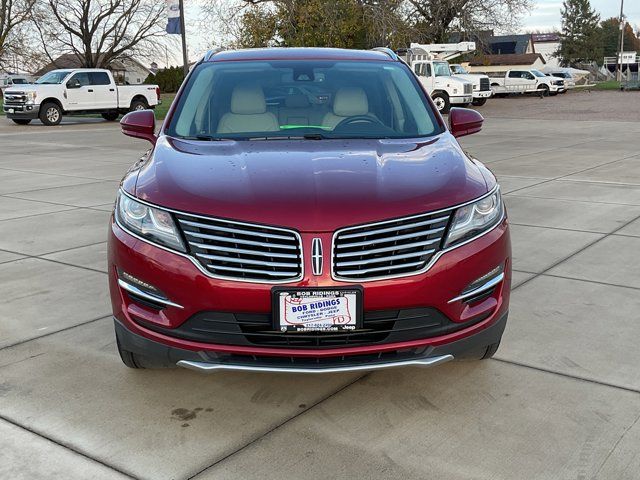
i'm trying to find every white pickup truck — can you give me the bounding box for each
[409,59,473,113]
[489,69,565,97]
[3,68,160,126]
[449,64,492,106]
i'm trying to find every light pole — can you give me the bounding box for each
[616,0,625,82]
[179,0,189,75]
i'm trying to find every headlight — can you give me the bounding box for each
[26,91,37,104]
[116,192,186,252]
[445,188,504,247]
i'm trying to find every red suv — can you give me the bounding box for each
[109,47,511,373]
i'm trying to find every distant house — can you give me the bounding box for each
[532,33,561,69]
[34,54,154,84]
[464,53,547,74]
[485,34,535,55]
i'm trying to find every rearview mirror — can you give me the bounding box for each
[448,108,484,138]
[120,110,157,145]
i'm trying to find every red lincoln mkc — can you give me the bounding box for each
[108,47,511,373]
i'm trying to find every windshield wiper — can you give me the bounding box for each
[303,133,328,140]
[180,135,245,141]
[246,134,329,141]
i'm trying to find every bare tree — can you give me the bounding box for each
[406,0,533,43]
[33,0,165,68]
[0,0,35,69]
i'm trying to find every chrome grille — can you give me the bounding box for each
[176,213,302,282]
[464,83,473,94]
[3,91,26,105]
[480,78,490,91]
[332,211,451,280]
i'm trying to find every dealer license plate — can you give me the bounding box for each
[273,288,362,332]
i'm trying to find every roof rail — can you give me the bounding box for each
[203,47,225,62]
[371,47,398,61]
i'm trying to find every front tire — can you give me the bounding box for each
[39,102,62,126]
[101,111,119,121]
[538,85,550,97]
[472,98,487,106]
[481,342,501,359]
[12,119,31,125]
[117,336,144,369]
[431,92,451,114]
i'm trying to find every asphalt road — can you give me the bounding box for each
[1,91,640,479]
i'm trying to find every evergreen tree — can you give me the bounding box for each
[556,0,602,66]
[600,18,640,59]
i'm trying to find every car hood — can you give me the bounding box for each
[133,133,489,232]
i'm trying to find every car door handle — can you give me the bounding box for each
[109,88,115,92]
[88,89,94,92]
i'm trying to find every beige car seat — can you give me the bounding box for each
[217,84,279,134]
[322,87,372,129]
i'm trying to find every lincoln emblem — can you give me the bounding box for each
[311,238,323,276]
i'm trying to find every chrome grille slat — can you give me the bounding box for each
[188,241,299,259]
[336,239,439,258]
[176,213,302,282]
[178,219,294,241]
[338,215,449,239]
[336,226,445,249]
[332,210,452,280]
[340,261,425,276]
[211,264,299,277]
[336,249,435,267]
[195,253,298,268]
[184,231,298,250]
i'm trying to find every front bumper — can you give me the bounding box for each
[4,103,39,119]
[473,90,492,99]
[115,311,508,373]
[109,213,511,371]
[449,95,473,105]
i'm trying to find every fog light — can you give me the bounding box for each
[448,265,504,304]
[117,269,183,309]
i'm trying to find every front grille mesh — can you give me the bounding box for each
[333,211,451,280]
[464,83,473,94]
[176,213,302,282]
[480,78,490,91]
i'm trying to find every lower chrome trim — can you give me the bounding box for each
[117,278,184,309]
[447,272,505,304]
[176,354,454,374]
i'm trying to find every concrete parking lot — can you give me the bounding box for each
[1,91,640,479]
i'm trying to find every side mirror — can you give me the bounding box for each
[120,110,157,145]
[66,79,81,89]
[448,108,484,138]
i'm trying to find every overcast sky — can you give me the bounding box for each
[524,0,638,31]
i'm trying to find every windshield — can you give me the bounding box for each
[433,62,451,77]
[36,70,73,85]
[450,65,468,74]
[167,60,442,140]
[12,78,28,84]
[531,70,546,78]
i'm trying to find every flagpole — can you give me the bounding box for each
[179,0,189,75]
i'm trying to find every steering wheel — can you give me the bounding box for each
[334,115,386,130]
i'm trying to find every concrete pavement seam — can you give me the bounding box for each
[493,358,640,395]
[0,415,139,479]
[512,211,640,292]
[0,315,110,352]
